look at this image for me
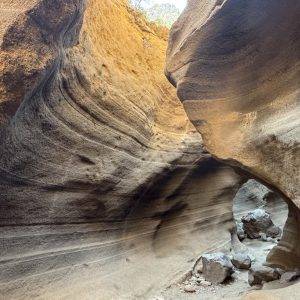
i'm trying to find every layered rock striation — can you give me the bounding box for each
[0,1,244,299]
[166,0,300,276]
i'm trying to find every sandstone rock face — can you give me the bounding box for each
[0,1,243,299]
[166,0,300,272]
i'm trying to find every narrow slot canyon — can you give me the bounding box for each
[0,0,299,299]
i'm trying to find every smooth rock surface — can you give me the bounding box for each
[0,0,296,299]
[166,0,300,271]
[0,1,244,299]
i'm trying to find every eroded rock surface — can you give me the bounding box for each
[166,0,300,273]
[232,253,252,270]
[0,1,244,299]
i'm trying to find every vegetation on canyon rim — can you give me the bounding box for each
[130,0,181,28]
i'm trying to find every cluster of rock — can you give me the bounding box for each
[181,208,286,292]
[238,208,282,241]
[201,252,251,283]
[182,252,250,293]
[183,251,299,293]
[233,180,287,242]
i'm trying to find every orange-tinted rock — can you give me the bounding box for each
[0,1,243,298]
[166,0,300,271]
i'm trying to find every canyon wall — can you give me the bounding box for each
[166,0,300,287]
[0,1,245,298]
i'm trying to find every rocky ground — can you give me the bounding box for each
[154,181,298,300]
[159,240,283,300]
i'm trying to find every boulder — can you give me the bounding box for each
[248,266,281,286]
[183,285,196,293]
[279,270,300,284]
[202,253,233,284]
[242,209,281,239]
[200,280,212,287]
[231,253,252,270]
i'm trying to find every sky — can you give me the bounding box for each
[143,0,187,12]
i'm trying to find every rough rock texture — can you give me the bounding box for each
[0,1,244,299]
[202,252,233,284]
[242,209,281,239]
[232,253,252,270]
[183,284,196,293]
[233,180,288,241]
[233,180,286,217]
[166,0,300,273]
[279,270,300,284]
[248,265,281,286]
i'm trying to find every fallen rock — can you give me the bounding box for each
[183,285,196,293]
[279,270,300,284]
[266,225,282,238]
[200,280,212,287]
[202,253,233,284]
[242,209,281,239]
[231,253,252,270]
[248,266,280,286]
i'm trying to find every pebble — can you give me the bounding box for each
[200,280,212,287]
[184,285,196,293]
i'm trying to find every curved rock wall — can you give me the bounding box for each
[0,0,244,298]
[166,0,300,272]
